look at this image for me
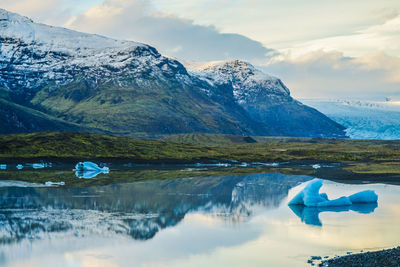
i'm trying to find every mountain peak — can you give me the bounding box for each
[187,59,290,105]
[0,8,33,24]
[0,8,144,52]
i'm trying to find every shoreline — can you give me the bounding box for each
[319,247,400,267]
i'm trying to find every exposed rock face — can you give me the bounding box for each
[0,8,346,137]
[189,60,346,137]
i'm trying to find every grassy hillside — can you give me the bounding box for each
[30,78,265,136]
[0,87,101,134]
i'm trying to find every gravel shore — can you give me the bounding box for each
[319,247,400,267]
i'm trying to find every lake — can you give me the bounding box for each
[0,167,399,266]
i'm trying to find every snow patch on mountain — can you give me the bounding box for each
[0,8,190,93]
[186,60,290,104]
[303,99,400,140]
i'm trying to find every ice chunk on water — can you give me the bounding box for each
[75,161,109,172]
[32,163,45,169]
[75,162,109,179]
[349,190,378,203]
[312,164,321,169]
[317,196,352,207]
[289,180,378,208]
[288,179,327,206]
[16,164,23,170]
[45,181,65,186]
[0,164,6,170]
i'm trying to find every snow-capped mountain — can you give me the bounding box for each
[187,60,290,104]
[0,9,189,96]
[188,60,346,138]
[0,8,346,138]
[303,99,400,140]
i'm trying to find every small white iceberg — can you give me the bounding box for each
[75,162,109,179]
[289,179,378,207]
[75,162,109,172]
[32,163,45,169]
[312,164,321,169]
[16,164,23,170]
[45,181,65,186]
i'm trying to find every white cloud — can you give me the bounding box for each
[0,0,72,25]
[263,51,400,100]
[65,0,275,63]
[287,14,400,58]
[151,0,400,54]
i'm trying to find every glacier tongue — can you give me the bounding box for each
[303,99,400,140]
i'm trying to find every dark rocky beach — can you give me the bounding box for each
[319,247,400,267]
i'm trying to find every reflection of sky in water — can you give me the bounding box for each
[1,174,400,266]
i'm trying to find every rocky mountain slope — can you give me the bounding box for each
[0,8,346,138]
[188,61,346,137]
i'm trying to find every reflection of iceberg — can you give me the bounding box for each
[289,180,378,226]
[289,203,378,226]
[288,179,378,207]
[75,162,109,179]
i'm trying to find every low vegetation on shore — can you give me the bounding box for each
[2,132,400,165]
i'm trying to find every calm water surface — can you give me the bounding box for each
[0,171,400,267]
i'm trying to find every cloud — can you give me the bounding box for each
[263,51,400,100]
[2,0,399,100]
[287,14,400,59]
[151,0,400,54]
[65,0,275,63]
[0,0,72,25]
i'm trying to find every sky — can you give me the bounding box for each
[1,0,399,100]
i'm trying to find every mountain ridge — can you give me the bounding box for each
[0,8,346,138]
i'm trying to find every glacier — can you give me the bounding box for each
[303,99,400,140]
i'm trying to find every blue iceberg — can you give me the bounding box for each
[74,162,109,179]
[317,196,352,207]
[289,179,378,226]
[0,164,6,170]
[289,179,378,208]
[16,164,23,170]
[288,180,328,206]
[349,190,378,203]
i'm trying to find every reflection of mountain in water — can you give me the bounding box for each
[0,173,310,243]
